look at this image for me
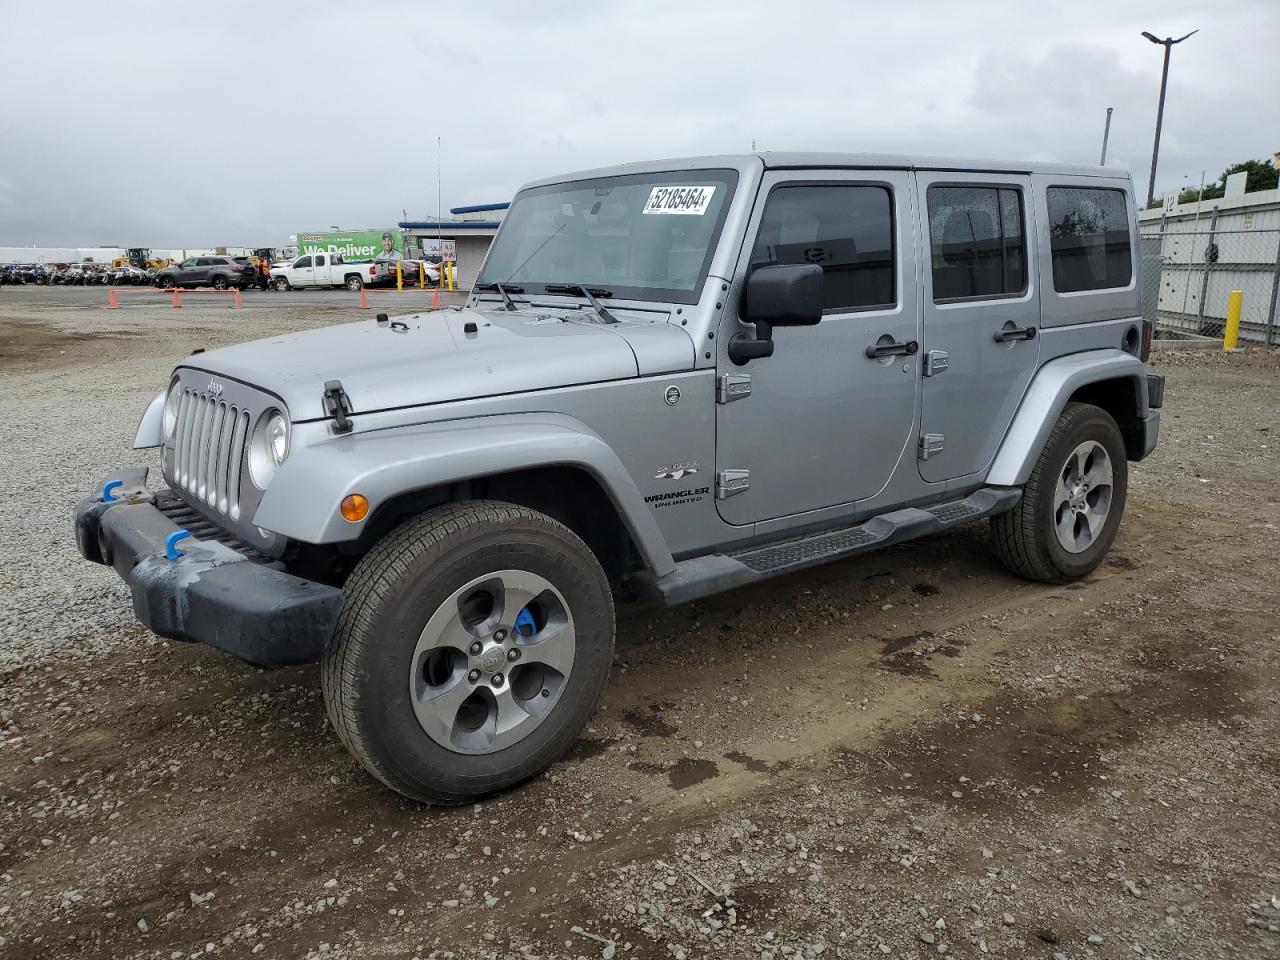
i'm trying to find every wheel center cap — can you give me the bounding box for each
[479,645,506,674]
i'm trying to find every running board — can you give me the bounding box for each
[634,487,1020,606]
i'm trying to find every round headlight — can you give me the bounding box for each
[162,380,181,439]
[248,408,290,489]
[266,412,289,466]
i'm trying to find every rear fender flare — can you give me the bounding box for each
[252,412,676,577]
[987,349,1149,487]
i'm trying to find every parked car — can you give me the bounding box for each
[155,256,257,290]
[374,258,440,285]
[75,152,1163,805]
[269,253,391,291]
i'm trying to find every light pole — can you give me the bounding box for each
[1142,29,1198,208]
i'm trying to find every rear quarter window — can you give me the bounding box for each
[1046,187,1132,293]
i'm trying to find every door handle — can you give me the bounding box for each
[993,325,1037,343]
[865,338,919,359]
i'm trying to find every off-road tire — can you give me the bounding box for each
[321,501,615,804]
[991,402,1128,583]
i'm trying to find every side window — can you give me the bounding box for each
[181,258,196,268]
[293,256,312,269]
[1046,187,1132,292]
[927,186,1026,301]
[315,254,326,266]
[750,184,895,312]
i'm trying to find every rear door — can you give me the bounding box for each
[313,253,332,286]
[916,172,1041,483]
[715,170,920,525]
[291,255,315,287]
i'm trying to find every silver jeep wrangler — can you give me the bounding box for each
[75,154,1163,803]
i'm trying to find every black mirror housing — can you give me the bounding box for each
[743,264,824,326]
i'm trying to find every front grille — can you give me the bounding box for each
[172,388,251,521]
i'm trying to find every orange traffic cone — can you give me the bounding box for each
[431,286,441,310]
[233,287,243,308]
[107,288,120,309]
[171,288,182,308]
[359,286,370,309]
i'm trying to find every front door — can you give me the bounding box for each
[291,255,315,287]
[916,173,1041,483]
[715,171,920,526]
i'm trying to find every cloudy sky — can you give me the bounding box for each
[2,0,1275,247]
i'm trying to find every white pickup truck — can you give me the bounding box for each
[269,253,391,292]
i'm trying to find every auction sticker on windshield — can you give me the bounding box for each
[643,185,716,215]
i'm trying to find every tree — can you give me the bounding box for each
[1172,158,1278,206]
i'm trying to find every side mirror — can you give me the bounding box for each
[728,264,824,365]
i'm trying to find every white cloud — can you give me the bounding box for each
[1,0,1274,245]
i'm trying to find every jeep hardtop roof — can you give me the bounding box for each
[523,153,1127,189]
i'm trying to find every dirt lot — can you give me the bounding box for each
[1,289,1278,960]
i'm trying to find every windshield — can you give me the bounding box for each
[477,169,738,304]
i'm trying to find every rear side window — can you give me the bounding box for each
[1046,187,1132,292]
[750,184,895,312]
[927,186,1026,301]
[315,254,327,266]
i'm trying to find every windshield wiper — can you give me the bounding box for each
[543,283,618,324]
[474,281,525,311]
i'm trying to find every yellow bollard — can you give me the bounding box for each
[418,260,425,289]
[1223,289,1243,349]
[396,260,404,292]
[447,261,456,292]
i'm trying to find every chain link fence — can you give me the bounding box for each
[1140,223,1280,344]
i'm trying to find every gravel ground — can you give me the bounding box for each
[1,288,1278,960]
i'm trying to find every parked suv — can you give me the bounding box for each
[76,153,1163,804]
[155,256,257,290]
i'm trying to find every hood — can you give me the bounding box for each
[180,306,693,421]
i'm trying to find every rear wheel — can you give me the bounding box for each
[211,275,228,290]
[345,274,363,291]
[322,501,615,804]
[991,402,1128,583]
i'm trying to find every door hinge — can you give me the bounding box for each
[923,350,950,377]
[716,469,751,499]
[918,434,945,461]
[717,373,752,404]
[322,379,354,434]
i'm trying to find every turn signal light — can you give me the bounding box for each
[340,494,369,523]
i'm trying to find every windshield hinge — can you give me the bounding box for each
[717,373,752,404]
[323,380,354,434]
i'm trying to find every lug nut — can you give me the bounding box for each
[491,673,505,687]
[507,648,521,662]
[469,641,482,655]
[468,669,482,683]
[494,629,507,642]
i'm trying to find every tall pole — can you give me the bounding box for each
[1100,107,1113,165]
[1142,30,1197,209]
[1146,43,1172,208]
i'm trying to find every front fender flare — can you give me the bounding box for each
[253,412,676,577]
[987,349,1149,487]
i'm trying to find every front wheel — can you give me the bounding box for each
[345,274,363,291]
[322,501,615,804]
[274,277,290,292]
[991,401,1128,583]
